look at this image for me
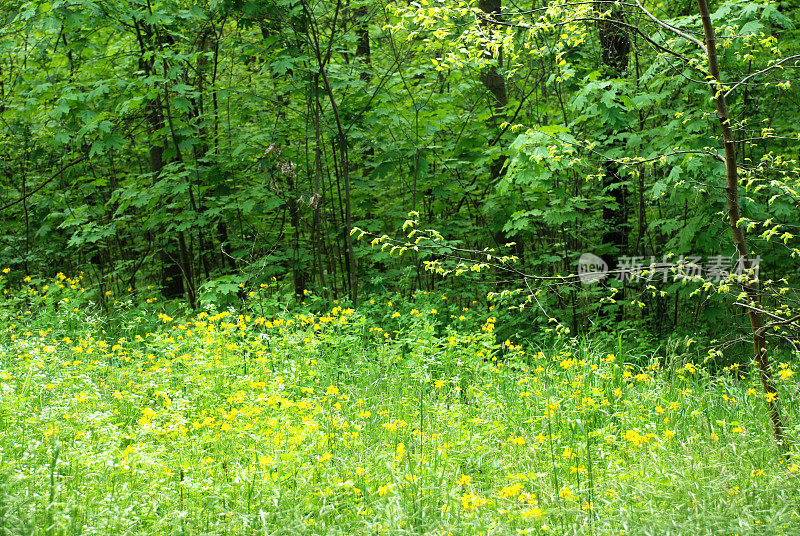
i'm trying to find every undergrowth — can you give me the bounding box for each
[0,272,799,535]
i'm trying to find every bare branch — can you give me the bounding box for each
[724,54,800,98]
[633,0,707,53]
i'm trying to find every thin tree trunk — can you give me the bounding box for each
[596,1,630,268]
[696,0,785,449]
[306,0,358,304]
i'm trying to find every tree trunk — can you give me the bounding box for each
[696,0,785,449]
[306,0,358,304]
[354,6,371,81]
[477,0,524,261]
[596,2,630,269]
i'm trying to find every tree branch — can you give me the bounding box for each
[0,156,86,214]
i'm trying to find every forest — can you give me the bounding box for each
[1,0,800,534]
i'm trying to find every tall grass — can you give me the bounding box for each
[0,274,798,535]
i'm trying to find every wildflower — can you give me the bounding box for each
[499,483,523,498]
[624,430,647,446]
[395,442,406,462]
[138,407,157,426]
[460,493,487,511]
[778,368,793,380]
[456,474,471,487]
[558,485,574,500]
[378,483,395,496]
[509,435,526,446]
[522,507,543,519]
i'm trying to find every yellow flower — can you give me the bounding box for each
[778,368,794,380]
[395,442,406,462]
[509,435,526,446]
[383,421,397,432]
[558,485,574,500]
[378,483,395,496]
[456,474,471,487]
[522,507,543,519]
[499,483,523,498]
[460,492,487,511]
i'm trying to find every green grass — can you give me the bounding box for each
[0,274,799,535]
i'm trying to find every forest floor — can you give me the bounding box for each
[1,274,799,535]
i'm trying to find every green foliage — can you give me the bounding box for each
[0,0,799,350]
[1,274,800,534]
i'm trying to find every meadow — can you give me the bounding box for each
[1,273,799,535]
